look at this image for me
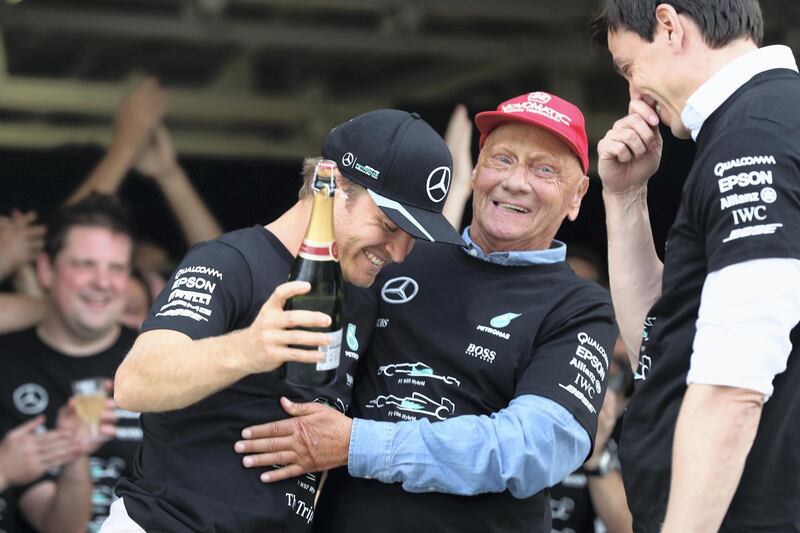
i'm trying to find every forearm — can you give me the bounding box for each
[114,329,255,412]
[587,471,633,533]
[603,187,663,366]
[661,384,762,533]
[13,265,43,298]
[158,167,223,245]
[42,458,92,533]
[66,139,137,205]
[349,395,590,498]
[0,294,46,334]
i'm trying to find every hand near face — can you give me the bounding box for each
[597,100,664,195]
[234,397,352,482]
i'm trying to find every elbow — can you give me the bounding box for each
[113,361,146,412]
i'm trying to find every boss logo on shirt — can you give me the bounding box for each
[13,383,48,415]
[465,343,496,363]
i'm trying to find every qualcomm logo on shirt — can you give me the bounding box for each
[476,312,521,340]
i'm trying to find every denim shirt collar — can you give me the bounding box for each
[461,226,566,266]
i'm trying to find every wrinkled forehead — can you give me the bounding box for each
[482,122,583,174]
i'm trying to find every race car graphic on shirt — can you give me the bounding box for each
[366,392,455,420]
[377,362,461,386]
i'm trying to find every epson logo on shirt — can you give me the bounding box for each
[718,170,773,193]
[171,276,217,294]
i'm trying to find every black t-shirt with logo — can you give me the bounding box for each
[620,69,800,532]
[115,226,371,533]
[549,471,596,533]
[313,241,618,533]
[0,326,140,533]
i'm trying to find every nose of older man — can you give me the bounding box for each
[502,165,532,194]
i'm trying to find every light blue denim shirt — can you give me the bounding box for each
[348,228,591,498]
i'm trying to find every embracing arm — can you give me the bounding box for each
[114,281,333,412]
[597,101,665,367]
[349,395,589,497]
[237,394,590,499]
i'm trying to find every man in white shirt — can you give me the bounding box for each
[590,1,800,532]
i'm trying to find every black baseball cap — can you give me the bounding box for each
[322,109,464,246]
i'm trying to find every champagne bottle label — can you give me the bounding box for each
[317,329,342,371]
[298,239,335,261]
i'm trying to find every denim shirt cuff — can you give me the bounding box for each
[348,418,395,480]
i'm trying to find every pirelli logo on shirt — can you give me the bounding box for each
[155,265,219,322]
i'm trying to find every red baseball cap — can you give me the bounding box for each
[475,91,589,174]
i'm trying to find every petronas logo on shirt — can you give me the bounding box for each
[476,312,521,340]
[489,312,521,328]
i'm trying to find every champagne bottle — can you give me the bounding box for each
[280,159,344,387]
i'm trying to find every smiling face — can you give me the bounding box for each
[469,122,589,253]
[333,181,415,288]
[38,225,132,341]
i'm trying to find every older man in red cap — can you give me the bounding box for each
[235,92,618,533]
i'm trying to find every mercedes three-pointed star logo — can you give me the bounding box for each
[381,276,419,304]
[13,383,49,415]
[342,152,355,167]
[426,166,451,203]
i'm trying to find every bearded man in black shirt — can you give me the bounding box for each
[105,110,463,533]
[592,1,800,531]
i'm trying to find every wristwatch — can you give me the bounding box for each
[581,446,617,477]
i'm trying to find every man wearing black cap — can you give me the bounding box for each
[236,92,618,533]
[103,109,462,533]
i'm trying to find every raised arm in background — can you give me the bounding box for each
[65,78,167,205]
[134,125,223,245]
[441,104,474,230]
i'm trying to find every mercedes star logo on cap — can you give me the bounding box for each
[426,166,452,203]
[381,276,419,304]
[341,152,355,167]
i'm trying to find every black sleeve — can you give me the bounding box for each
[141,240,254,340]
[691,126,800,272]
[514,290,618,447]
